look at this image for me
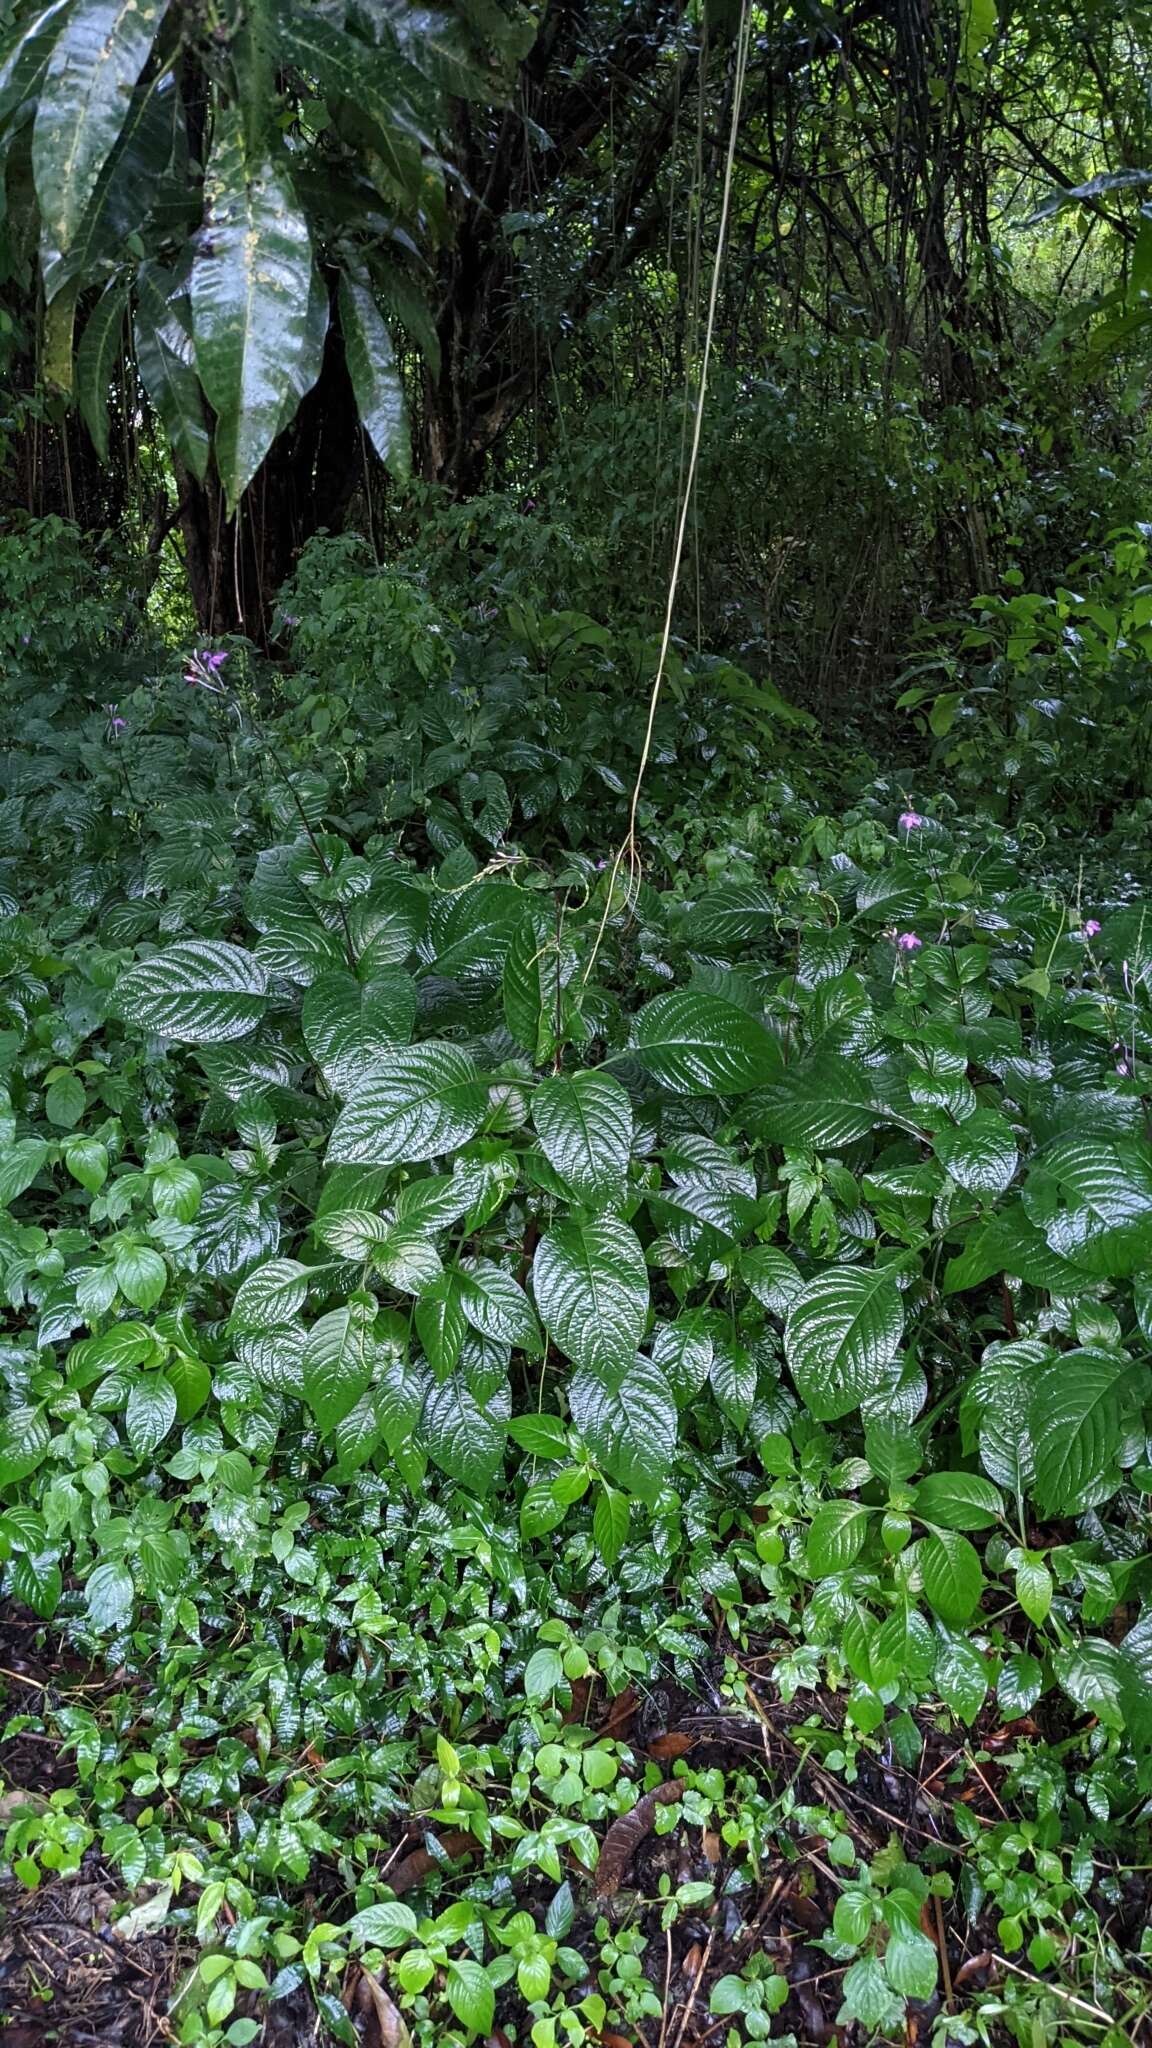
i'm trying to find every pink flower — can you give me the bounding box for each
[898,810,925,831]
[1083,918,1101,937]
[184,647,230,693]
[896,932,922,952]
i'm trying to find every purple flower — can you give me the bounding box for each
[898,810,925,831]
[895,932,922,952]
[104,702,127,735]
[1083,918,1101,937]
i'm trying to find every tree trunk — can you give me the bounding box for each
[176,302,364,644]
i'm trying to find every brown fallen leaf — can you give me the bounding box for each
[348,1963,413,2048]
[598,1684,638,1738]
[388,1829,478,1894]
[647,1730,695,1760]
[595,1779,684,1896]
[952,1950,993,1987]
[702,1827,722,1863]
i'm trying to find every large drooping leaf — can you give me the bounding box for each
[1029,1349,1137,1514]
[629,991,781,1095]
[568,1355,676,1502]
[1023,1136,1152,1276]
[0,1,69,131]
[338,259,411,479]
[135,261,210,480]
[44,68,188,299]
[277,9,433,191]
[327,1043,488,1165]
[533,1216,649,1377]
[785,1265,905,1420]
[191,103,314,511]
[75,275,128,458]
[302,969,416,1093]
[276,255,329,432]
[32,0,165,257]
[531,1070,633,1205]
[116,940,269,1043]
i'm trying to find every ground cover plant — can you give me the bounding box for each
[0,583,1150,2047]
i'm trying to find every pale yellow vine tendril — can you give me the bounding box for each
[584,0,753,982]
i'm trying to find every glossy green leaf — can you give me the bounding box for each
[302,1307,375,1431]
[531,1069,632,1205]
[338,259,411,479]
[1025,1135,1152,1276]
[921,1529,983,1625]
[116,940,268,1043]
[191,104,314,511]
[32,0,164,255]
[1029,1348,1134,1515]
[125,1372,177,1455]
[807,1499,871,1575]
[327,1043,488,1166]
[630,991,781,1095]
[533,1216,649,1377]
[932,1109,1018,1196]
[459,1258,541,1354]
[421,1368,509,1492]
[568,1355,675,1503]
[785,1266,905,1420]
[912,1470,1003,1531]
[302,969,417,1093]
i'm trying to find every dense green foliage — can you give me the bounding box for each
[0,530,1149,2047]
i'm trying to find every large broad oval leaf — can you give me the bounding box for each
[683,882,778,949]
[302,1307,375,1433]
[1024,1136,1152,1277]
[533,1216,649,1376]
[116,940,268,1043]
[32,0,165,258]
[327,1043,488,1166]
[421,1369,510,1492]
[932,1110,1018,1196]
[754,1052,900,1150]
[785,1266,905,1420]
[1029,1348,1136,1515]
[302,969,417,1094]
[531,1069,633,1205]
[568,1355,676,1503]
[191,103,313,512]
[630,991,781,1096]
